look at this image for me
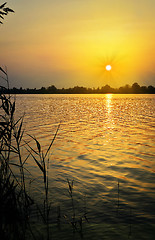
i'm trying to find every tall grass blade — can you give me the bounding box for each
[44,124,60,159]
[30,152,44,173]
[16,118,24,141]
[11,101,15,119]
[0,66,7,75]
[24,141,40,156]
[13,115,24,128]
[0,3,7,9]
[28,134,41,153]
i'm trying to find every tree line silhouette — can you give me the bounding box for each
[0,82,155,94]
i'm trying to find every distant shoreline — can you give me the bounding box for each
[1,82,155,94]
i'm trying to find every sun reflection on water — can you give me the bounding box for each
[106,94,113,115]
[105,94,115,131]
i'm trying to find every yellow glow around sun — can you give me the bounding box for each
[106,65,112,71]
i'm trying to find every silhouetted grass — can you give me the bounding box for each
[0,69,33,239]
[0,69,88,239]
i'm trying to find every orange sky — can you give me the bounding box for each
[0,0,155,88]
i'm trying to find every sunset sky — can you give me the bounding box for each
[0,0,155,88]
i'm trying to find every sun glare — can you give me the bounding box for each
[106,65,112,71]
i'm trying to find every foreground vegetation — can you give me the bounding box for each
[0,69,90,240]
[0,2,14,24]
[1,82,155,94]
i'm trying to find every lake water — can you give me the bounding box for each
[15,94,155,239]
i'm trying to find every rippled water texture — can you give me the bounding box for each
[15,94,155,238]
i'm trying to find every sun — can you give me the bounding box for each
[98,54,122,86]
[106,65,112,71]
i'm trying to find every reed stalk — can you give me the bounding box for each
[0,69,33,239]
[28,124,60,240]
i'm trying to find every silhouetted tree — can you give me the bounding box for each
[141,86,148,94]
[39,87,46,94]
[132,82,141,93]
[87,87,93,94]
[47,85,57,93]
[119,87,124,94]
[148,85,155,94]
[124,84,131,93]
[118,84,131,94]
[101,85,112,93]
